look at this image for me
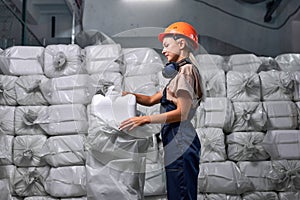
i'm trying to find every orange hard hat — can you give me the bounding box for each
[158,21,199,50]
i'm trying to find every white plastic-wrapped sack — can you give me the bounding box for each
[14,166,49,197]
[0,134,14,165]
[293,71,300,101]
[0,75,18,105]
[242,192,279,200]
[41,134,85,167]
[197,97,234,132]
[84,44,122,74]
[227,71,261,102]
[238,161,278,191]
[195,54,225,71]
[15,75,48,105]
[123,48,163,77]
[198,161,254,194]
[60,198,87,200]
[90,72,123,96]
[24,197,59,200]
[144,196,167,200]
[259,71,294,101]
[123,74,159,95]
[0,46,44,75]
[270,160,300,191]
[262,130,300,160]
[44,44,85,78]
[13,135,47,167]
[196,128,227,162]
[197,194,242,200]
[40,74,93,105]
[0,179,12,200]
[202,69,226,97]
[232,102,267,132]
[278,192,300,200]
[263,101,298,130]
[0,165,15,195]
[257,56,281,72]
[35,104,88,135]
[44,166,86,197]
[227,54,262,72]
[15,106,47,135]
[275,53,300,72]
[227,132,269,161]
[0,106,15,135]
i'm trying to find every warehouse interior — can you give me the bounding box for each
[0,0,300,200]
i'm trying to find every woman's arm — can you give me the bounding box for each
[123,91,162,106]
[119,90,192,131]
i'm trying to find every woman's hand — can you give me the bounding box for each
[119,116,151,131]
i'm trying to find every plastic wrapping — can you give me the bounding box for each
[202,69,226,97]
[123,74,159,95]
[44,44,85,78]
[44,166,86,197]
[14,106,47,135]
[13,135,47,167]
[238,161,277,191]
[60,198,87,200]
[262,130,300,160]
[293,71,300,101]
[0,106,15,135]
[197,97,234,132]
[0,75,18,105]
[0,134,14,165]
[0,179,12,200]
[0,165,15,195]
[257,57,281,72]
[0,46,44,75]
[197,194,242,200]
[40,74,93,105]
[227,54,262,72]
[278,192,300,200]
[242,192,279,200]
[14,166,50,197]
[83,44,122,74]
[226,71,261,102]
[15,75,48,105]
[198,161,254,194]
[196,128,227,162]
[270,160,300,191]
[195,54,225,70]
[259,71,294,101]
[227,132,269,161]
[41,134,86,167]
[24,197,59,200]
[232,102,267,132]
[263,101,298,130]
[35,104,88,135]
[275,54,300,72]
[89,72,123,95]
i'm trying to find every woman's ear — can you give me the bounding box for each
[177,38,187,50]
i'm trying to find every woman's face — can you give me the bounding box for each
[162,37,181,63]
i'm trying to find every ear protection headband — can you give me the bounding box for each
[162,59,191,79]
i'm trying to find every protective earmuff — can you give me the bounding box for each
[162,58,191,79]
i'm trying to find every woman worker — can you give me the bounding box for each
[119,21,204,200]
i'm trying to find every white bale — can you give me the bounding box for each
[227,54,262,72]
[275,53,300,72]
[262,130,300,160]
[44,44,85,78]
[89,72,123,96]
[195,54,225,71]
[232,102,267,132]
[227,132,269,161]
[196,128,227,162]
[15,75,48,105]
[238,161,277,191]
[0,134,14,165]
[84,44,122,74]
[0,179,12,200]
[259,71,294,101]
[0,106,15,135]
[123,74,159,95]
[197,194,242,200]
[0,75,18,105]
[60,198,87,200]
[263,101,298,130]
[198,161,254,194]
[226,71,261,102]
[293,71,300,101]
[24,197,59,200]
[242,192,279,200]
[14,106,47,135]
[44,166,86,197]
[0,165,16,195]
[202,69,226,97]
[278,192,300,200]
[0,46,44,75]
[14,166,49,197]
[40,74,93,105]
[41,134,85,167]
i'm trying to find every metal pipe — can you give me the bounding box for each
[22,0,27,45]
[71,9,76,44]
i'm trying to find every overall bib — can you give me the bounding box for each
[160,88,201,200]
